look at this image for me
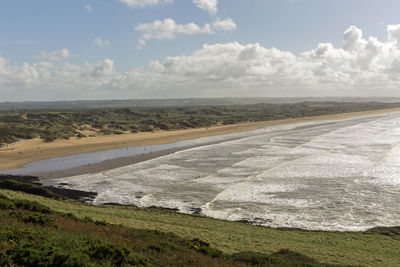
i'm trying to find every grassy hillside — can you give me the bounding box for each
[1,188,399,266]
[0,189,348,267]
[1,101,400,143]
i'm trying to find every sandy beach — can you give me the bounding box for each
[1,107,400,172]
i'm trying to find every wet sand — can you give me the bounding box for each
[29,143,213,178]
[1,107,400,173]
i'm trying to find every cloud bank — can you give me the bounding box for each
[118,0,173,8]
[38,49,70,61]
[3,25,400,100]
[135,18,236,48]
[118,0,218,13]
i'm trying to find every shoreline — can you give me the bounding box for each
[27,142,220,178]
[0,174,97,201]
[1,107,400,172]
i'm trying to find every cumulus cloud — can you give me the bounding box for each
[94,37,111,48]
[212,18,237,31]
[0,57,120,100]
[193,0,218,14]
[343,26,365,51]
[118,0,172,8]
[135,18,236,48]
[85,58,116,77]
[38,49,70,61]
[388,24,400,47]
[4,24,400,100]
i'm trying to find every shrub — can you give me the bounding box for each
[0,227,37,242]
[0,193,10,200]
[366,226,400,238]
[9,210,54,226]
[87,240,151,266]
[22,212,54,226]
[43,136,56,142]
[83,216,94,222]
[99,128,125,135]
[1,228,151,266]
[0,179,61,200]
[147,244,164,253]
[76,132,86,138]
[270,249,320,265]
[231,249,322,266]
[94,220,109,226]
[0,198,15,210]
[11,244,92,267]
[62,213,78,220]
[0,251,10,266]
[30,133,40,139]
[230,251,271,265]
[188,238,222,258]
[14,199,53,214]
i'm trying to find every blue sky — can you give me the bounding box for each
[1,0,400,101]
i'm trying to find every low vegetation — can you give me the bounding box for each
[1,184,399,266]
[0,189,346,266]
[0,179,62,200]
[0,175,97,201]
[1,101,400,143]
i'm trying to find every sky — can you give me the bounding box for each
[1,0,400,101]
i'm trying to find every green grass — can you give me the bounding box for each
[1,189,399,266]
[0,179,63,200]
[0,190,343,266]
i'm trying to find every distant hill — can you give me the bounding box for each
[2,97,400,110]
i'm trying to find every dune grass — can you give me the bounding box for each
[2,101,400,143]
[1,189,399,266]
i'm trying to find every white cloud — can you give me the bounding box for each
[84,4,93,13]
[86,59,116,77]
[38,49,70,61]
[212,18,237,31]
[0,57,119,99]
[388,24,400,47]
[118,0,172,8]
[343,26,365,51]
[135,18,236,48]
[4,24,400,100]
[94,37,111,48]
[193,0,218,14]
